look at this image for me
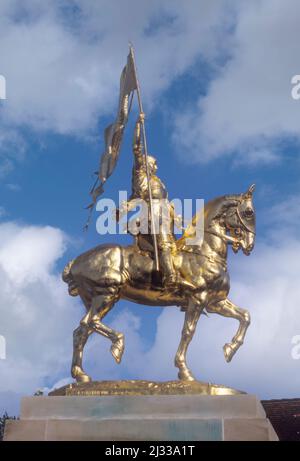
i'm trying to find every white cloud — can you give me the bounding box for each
[173,0,300,164]
[0,222,81,414]
[0,1,299,170]
[0,128,26,177]
[0,220,152,414]
[265,194,300,232]
[0,0,230,171]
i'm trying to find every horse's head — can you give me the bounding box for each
[224,184,256,255]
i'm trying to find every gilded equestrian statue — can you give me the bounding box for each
[63,182,255,383]
[62,47,256,385]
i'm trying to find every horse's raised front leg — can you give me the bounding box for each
[175,300,202,381]
[206,298,250,362]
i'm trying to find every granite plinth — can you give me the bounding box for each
[4,392,278,441]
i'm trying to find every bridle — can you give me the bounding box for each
[205,228,240,246]
[205,200,255,247]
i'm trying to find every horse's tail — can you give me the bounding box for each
[62,259,79,297]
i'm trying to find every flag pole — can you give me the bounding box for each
[129,44,160,271]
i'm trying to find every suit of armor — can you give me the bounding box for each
[129,118,177,286]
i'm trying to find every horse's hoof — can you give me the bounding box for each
[71,366,92,383]
[178,370,195,381]
[111,334,125,364]
[78,374,92,383]
[223,343,234,362]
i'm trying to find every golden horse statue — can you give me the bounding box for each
[63,185,255,383]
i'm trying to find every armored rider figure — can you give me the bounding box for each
[124,113,194,291]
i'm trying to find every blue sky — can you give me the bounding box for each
[0,0,300,416]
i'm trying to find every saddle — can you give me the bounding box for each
[133,234,196,292]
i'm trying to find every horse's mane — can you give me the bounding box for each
[176,194,240,250]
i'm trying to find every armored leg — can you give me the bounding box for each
[158,236,196,291]
[160,247,176,285]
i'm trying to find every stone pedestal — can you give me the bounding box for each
[4,394,278,441]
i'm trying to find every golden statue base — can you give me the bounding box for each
[49,379,244,397]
